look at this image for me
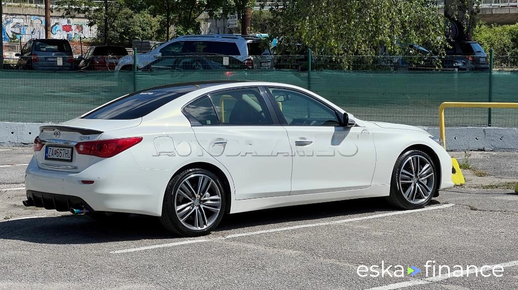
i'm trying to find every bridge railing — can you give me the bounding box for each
[480,0,518,8]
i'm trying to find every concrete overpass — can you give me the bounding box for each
[479,1,518,24]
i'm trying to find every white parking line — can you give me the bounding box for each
[0,164,28,168]
[3,216,48,222]
[367,260,518,290]
[0,187,26,192]
[111,204,454,254]
[111,239,213,254]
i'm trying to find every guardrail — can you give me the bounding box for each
[439,102,518,150]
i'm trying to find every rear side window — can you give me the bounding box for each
[183,41,240,55]
[247,42,271,56]
[183,96,220,126]
[34,40,71,53]
[82,87,194,120]
[459,43,475,55]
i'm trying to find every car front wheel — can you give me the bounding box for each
[160,168,226,236]
[387,150,438,209]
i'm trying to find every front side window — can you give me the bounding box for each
[268,88,339,126]
[210,88,272,125]
[160,42,184,56]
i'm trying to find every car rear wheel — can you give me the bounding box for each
[160,168,226,237]
[387,150,437,209]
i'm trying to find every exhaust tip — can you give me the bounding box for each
[70,208,89,215]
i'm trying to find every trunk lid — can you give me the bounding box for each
[35,119,141,172]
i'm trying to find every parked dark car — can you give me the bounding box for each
[443,41,489,71]
[78,45,128,71]
[17,39,74,70]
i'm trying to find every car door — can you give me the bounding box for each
[265,87,376,195]
[185,87,292,200]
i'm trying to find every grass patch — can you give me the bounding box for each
[459,151,472,170]
[473,169,488,177]
[481,182,516,190]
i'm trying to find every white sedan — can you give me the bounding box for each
[24,81,454,236]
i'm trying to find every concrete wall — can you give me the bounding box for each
[2,121,518,151]
[2,4,96,44]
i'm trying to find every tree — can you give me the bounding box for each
[267,0,447,58]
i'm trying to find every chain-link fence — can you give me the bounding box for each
[1,54,517,128]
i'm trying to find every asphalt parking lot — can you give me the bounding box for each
[1,147,518,290]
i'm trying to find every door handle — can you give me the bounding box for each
[295,139,313,146]
[210,138,227,146]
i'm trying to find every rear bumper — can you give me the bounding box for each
[24,190,94,212]
[24,155,167,216]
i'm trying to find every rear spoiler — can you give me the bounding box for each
[40,126,103,135]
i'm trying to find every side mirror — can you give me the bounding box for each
[342,112,356,128]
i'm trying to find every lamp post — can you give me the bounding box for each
[45,0,51,38]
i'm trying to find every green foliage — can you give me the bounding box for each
[474,23,518,67]
[474,23,518,56]
[250,10,272,34]
[267,0,447,69]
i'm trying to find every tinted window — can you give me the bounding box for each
[268,88,339,126]
[160,42,185,56]
[183,96,219,126]
[183,41,240,55]
[470,43,484,54]
[247,42,270,56]
[34,40,71,52]
[210,88,272,125]
[82,86,196,120]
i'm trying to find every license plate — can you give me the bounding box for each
[480,57,487,63]
[57,57,63,66]
[45,146,73,162]
[261,62,270,68]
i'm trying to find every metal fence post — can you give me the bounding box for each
[133,47,137,92]
[308,49,312,90]
[488,48,493,127]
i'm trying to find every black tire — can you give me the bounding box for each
[160,168,226,237]
[386,150,438,209]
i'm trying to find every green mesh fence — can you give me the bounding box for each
[1,67,517,127]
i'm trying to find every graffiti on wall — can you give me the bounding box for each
[2,15,96,42]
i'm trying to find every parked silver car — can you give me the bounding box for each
[116,34,274,71]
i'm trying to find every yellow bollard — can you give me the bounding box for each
[451,158,465,186]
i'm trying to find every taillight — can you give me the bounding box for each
[243,58,254,69]
[31,54,39,63]
[68,57,74,63]
[33,137,43,152]
[466,55,474,62]
[75,137,142,158]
